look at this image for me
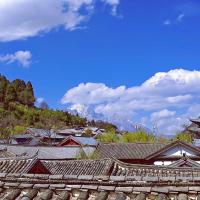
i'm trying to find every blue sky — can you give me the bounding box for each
[0,0,200,135]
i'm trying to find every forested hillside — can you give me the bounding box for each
[0,74,90,138]
[0,75,35,107]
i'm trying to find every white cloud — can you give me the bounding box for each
[0,0,120,42]
[163,13,185,26]
[177,13,185,22]
[166,95,192,104]
[0,50,32,67]
[151,109,176,121]
[163,20,171,26]
[101,0,120,16]
[61,69,200,135]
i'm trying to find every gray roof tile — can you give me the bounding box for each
[97,143,168,159]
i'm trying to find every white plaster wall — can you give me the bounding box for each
[159,146,196,157]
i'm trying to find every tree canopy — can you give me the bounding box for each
[0,74,35,107]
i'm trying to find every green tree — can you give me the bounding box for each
[12,79,26,104]
[98,131,119,143]
[11,125,26,134]
[5,84,17,104]
[121,131,155,143]
[83,129,93,137]
[173,132,192,143]
[23,82,35,106]
[0,75,9,103]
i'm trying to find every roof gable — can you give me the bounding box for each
[168,155,200,168]
[27,160,50,174]
[58,136,97,147]
[58,136,81,147]
[146,141,200,160]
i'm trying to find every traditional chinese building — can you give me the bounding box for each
[96,141,200,165]
[0,154,200,199]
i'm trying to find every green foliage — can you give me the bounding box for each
[5,84,17,103]
[83,129,93,137]
[23,82,35,106]
[98,131,157,143]
[76,149,88,160]
[98,131,119,143]
[11,125,27,134]
[121,131,156,143]
[0,74,35,107]
[0,75,9,103]
[0,103,87,138]
[156,136,170,143]
[173,131,192,143]
[76,149,100,160]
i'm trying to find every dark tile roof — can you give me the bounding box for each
[2,152,200,178]
[58,136,98,146]
[145,141,200,160]
[96,142,168,159]
[0,185,199,200]
[188,126,200,133]
[1,170,200,199]
[97,141,200,160]
[1,155,200,199]
[0,144,96,159]
[0,148,15,158]
[190,118,200,126]
[111,158,200,177]
[168,155,200,168]
[0,154,114,176]
[41,159,113,175]
[0,156,37,173]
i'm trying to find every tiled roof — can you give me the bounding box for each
[41,159,113,175]
[97,141,200,160]
[2,152,200,177]
[111,159,200,177]
[0,144,96,159]
[12,134,33,139]
[58,136,98,146]
[1,155,200,199]
[190,118,200,125]
[0,156,36,173]
[75,137,98,146]
[1,170,200,199]
[188,126,200,133]
[168,156,200,168]
[0,148,15,158]
[96,142,168,159]
[57,128,82,135]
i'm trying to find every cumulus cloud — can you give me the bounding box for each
[61,69,200,135]
[0,0,120,41]
[0,50,32,67]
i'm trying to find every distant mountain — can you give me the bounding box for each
[68,104,152,133]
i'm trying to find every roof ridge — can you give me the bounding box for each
[100,142,169,145]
